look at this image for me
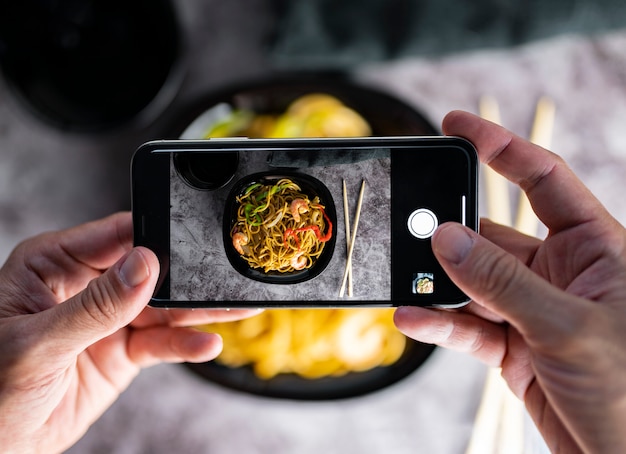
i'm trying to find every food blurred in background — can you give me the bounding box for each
[200,309,405,380]
[188,93,371,139]
[192,93,404,380]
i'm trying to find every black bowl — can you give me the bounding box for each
[186,336,435,400]
[176,74,439,399]
[224,171,337,284]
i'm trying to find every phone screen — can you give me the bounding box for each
[132,137,478,307]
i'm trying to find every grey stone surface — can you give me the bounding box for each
[170,149,391,302]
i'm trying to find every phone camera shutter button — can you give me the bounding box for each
[408,209,438,239]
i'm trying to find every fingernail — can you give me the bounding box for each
[433,224,474,265]
[119,249,150,287]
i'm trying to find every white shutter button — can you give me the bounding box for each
[407,208,438,239]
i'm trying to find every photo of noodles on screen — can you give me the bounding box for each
[230,177,333,274]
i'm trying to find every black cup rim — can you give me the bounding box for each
[173,151,240,191]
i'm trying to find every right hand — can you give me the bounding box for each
[394,111,626,453]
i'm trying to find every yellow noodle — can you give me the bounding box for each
[198,308,406,379]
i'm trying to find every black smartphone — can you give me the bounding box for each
[131,137,478,308]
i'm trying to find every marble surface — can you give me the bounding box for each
[170,147,392,302]
[2,1,626,453]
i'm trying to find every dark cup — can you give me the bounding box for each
[174,151,239,191]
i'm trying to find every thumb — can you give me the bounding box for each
[432,222,583,343]
[39,247,160,355]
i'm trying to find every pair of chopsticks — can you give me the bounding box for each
[479,95,556,234]
[465,96,555,454]
[339,179,366,297]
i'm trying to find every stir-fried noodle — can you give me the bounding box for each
[231,178,332,273]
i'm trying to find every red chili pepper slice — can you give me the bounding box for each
[283,207,333,250]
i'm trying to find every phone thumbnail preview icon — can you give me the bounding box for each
[412,273,434,294]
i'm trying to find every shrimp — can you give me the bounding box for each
[336,311,386,370]
[232,232,249,255]
[290,198,309,223]
[290,253,307,270]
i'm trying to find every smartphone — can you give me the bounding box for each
[131,136,478,308]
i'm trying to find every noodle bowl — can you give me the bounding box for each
[230,177,333,274]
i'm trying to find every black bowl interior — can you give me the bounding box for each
[223,171,337,284]
[173,74,439,399]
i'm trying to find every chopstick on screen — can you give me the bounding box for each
[342,180,353,297]
[515,96,555,236]
[339,180,366,298]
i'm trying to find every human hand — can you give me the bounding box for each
[394,111,626,453]
[0,212,258,453]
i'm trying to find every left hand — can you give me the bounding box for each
[0,212,258,453]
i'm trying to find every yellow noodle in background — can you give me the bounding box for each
[198,309,406,380]
[203,93,372,138]
[198,93,405,379]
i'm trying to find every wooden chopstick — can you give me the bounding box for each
[467,96,522,454]
[465,368,508,454]
[479,95,512,226]
[496,389,526,454]
[469,97,556,454]
[529,96,556,147]
[514,96,555,236]
[342,180,353,297]
[339,180,365,297]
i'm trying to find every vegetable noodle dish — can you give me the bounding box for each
[232,178,333,273]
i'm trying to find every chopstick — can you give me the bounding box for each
[479,95,512,226]
[496,389,526,454]
[514,96,555,236]
[466,367,526,454]
[467,93,518,445]
[339,180,365,298]
[465,368,507,454]
[468,96,556,454]
[468,96,517,454]
[342,180,353,297]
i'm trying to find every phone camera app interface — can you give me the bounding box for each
[167,143,473,304]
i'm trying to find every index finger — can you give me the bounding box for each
[132,307,263,328]
[442,110,609,232]
[12,212,135,303]
[56,211,133,270]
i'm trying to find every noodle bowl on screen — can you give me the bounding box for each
[231,178,333,273]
